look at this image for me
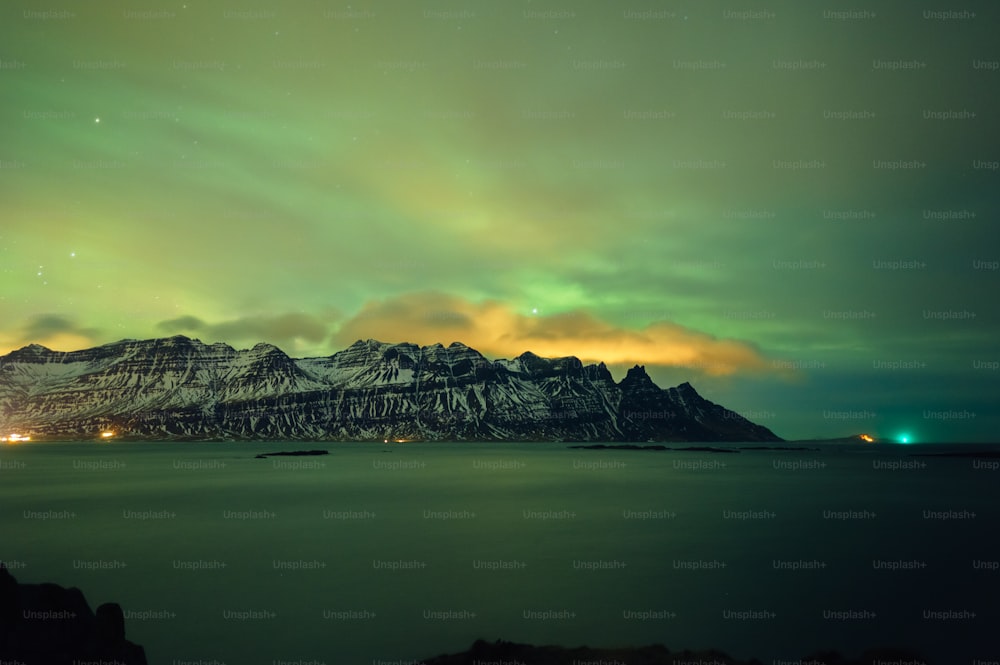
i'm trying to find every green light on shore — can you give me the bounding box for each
[899,433,911,444]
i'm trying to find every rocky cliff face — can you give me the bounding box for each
[0,563,147,665]
[0,336,781,442]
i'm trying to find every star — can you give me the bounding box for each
[94,117,100,123]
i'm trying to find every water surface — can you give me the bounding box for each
[2,441,997,664]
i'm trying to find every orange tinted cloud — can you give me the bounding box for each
[0,314,101,355]
[334,292,776,376]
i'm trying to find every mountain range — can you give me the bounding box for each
[0,336,780,442]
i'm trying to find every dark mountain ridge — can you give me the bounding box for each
[0,336,781,442]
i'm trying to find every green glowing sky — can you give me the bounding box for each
[2,0,997,440]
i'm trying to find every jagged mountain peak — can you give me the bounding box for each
[348,338,387,352]
[248,341,285,354]
[7,343,54,359]
[620,364,656,388]
[0,336,781,442]
[344,339,484,357]
[146,334,204,350]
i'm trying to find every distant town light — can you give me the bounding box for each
[100,431,115,439]
[2,433,31,443]
[859,434,874,443]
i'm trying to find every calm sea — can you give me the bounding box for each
[1,441,997,664]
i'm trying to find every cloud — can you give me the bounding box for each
[0,313,102,354]
[334,292,779,376]
[6,302,777,379]
[157,316,207,333]
[21,314,89,340]
[157,312,329,348]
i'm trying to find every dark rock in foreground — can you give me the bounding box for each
[0,563,147,665]
[420,638,929,665]
[0,336,782,443]
[254,449,329,458]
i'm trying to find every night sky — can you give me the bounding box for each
[2,0,997,441]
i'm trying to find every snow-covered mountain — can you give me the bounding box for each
[0,336,781,442]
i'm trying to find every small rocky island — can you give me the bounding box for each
[254,449,330,458]
[569,444,738,452]
[569,444,820,452]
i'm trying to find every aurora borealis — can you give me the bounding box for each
[1,0,997,441]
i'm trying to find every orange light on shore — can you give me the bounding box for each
[859,434,874,443]
[100,431,115,439]
[2,433,31,443]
